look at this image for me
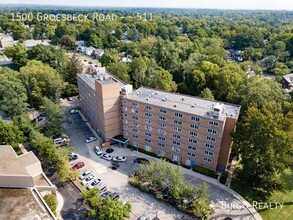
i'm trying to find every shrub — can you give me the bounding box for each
[139,184,150,193]
[129,177,139,187]
[155,193,164,201]
[192,165,218,178]
[43,194,57,216]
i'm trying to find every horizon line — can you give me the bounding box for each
[0,3,292,11]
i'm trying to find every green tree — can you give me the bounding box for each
[108,62,131,84]
[147,68,177,92]
[60,34,76,50]
[0,70,29,116]
[11,43,28,68]
[100,49,118,67]
[199,88,214,100]
[235,76,286,110]
[233,102,293,192]
[130,57,147,88]
[42,97,64,136]
[0,118,24,148]
[88,34,103,48]
[20,60,64,108]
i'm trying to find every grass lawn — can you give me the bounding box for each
[231,168,293,220]
[76,53,101,66]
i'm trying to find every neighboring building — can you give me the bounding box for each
[0,33,14,49]
[77,72,241,172]
[0,145,56,220]
[281,73,293,91]
[23,40,50,49]
[92,49,104,59]
[226,49,243,62]
[77,64,131,142]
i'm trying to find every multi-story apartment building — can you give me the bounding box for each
[77,65,240,171]
[77,64,132,142]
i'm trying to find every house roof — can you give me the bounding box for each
[282,73,293,84]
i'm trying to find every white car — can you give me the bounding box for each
[87,179,102,190]
[112,156,127,162]
[86,136,97,143]
[82,174,96,185]
[94,145,103,155]
[100,153,112,161]
[53,137,66,144]
[79,170,92,180]
[70,109,79,114]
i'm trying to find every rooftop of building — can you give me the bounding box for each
[124,87,241,120]
[0,188,54,220]
[0,145,41,176]
[78,61,127,89]
[282,73,293,84]
[22,39,50,48]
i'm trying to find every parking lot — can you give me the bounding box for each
[63,104,190,220]
[62,100,258,220]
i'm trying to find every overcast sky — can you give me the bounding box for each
[1,0,293,10]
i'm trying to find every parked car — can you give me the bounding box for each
[96,183,107,193]
[109,192,120,200]
[60,98,64,103]
[82,174,95,185]
[53,137,63,144]
[134,158,150,164]
[94,145,103,155]
[79,170,92,180]
[71,161,85,170]
[67,97,73,101]
[137,214,149,220]
[87,179,102,190]
[100,153,112,161]
[86,136,97,143]
[39,112,46,117]
[70,109,79,114]
[101,191,112,199]
[112,156,127,162]
[68,152,78,161]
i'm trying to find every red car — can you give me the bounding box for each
[71,162,85,170]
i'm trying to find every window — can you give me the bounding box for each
[145,132,152,137]
[188,145,197,151]
[172,140,181,145]
[145,125,152,131]
[190,124,199,129]
[158,136,166,141]
[132,128,138,133]
[144,119,152,124]
[131,108,139,114]
[174,120,183,125]
[188,138,197,144]
[145,105,153,110]
[157,150,165,157]
[205,143,215,149]
[209,120,219,127]
[132,102,138,107]
[124,113,128,117]
[208,128,217,134]
[133,141,139,147]
[191,116,200,122]
[158,129,166,135]
[132,116,138,120]
[189,131,198,137]
[145,145,152,152]
[159,122,167,128]
[172,154,180,162]
[124,107,128,111]
[187,152,196,157]
[172,147,180,152]
[175,112,183,118]
[204,150,213,156]
[159,116,167,121]
[174,127,182,132]
[145,138,152,143]
[158,143,165,147]
[207,136,216,142]
[160,108,167,114]
[132,122,138,127]
[204,157,212,163]
[123,100,127,103]
[145,112,153,117]
[132,134,138,139]
[173,134,181,139]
